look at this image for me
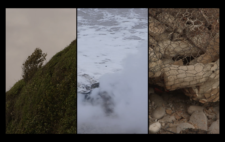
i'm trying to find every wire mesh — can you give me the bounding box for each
[149,8,219,103]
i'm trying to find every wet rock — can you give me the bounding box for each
[177,123,195,133]
[208,119,219,134]
[98,91,115,115]
[152,106,166,119]
[78,84,92,94]
[149,93,166,107]
[159,115,175,123]
[91,82,99,89]
[189,110,208,131]
[187,105,204,115]
[149,122,161,134]
[78,74,98,93]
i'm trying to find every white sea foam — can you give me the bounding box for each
[78,40,148,134]
[77,8,148,134]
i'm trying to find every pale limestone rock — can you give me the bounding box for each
[189,110,208,131]
[149,122,161,134]
[152,106,166,119]
[187,105,204,115]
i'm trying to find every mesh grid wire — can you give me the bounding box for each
[148,8,219,103]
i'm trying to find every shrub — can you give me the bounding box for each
[22,48,47,83]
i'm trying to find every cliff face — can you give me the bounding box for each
[6,39,77,134]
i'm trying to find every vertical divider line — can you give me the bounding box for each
[147,8,149,134]
[75,7,78,134]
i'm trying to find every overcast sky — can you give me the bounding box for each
[6,8,76,92]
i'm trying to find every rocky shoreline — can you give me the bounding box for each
[78,75,219,134]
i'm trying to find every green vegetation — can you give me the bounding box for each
[22,48,47,83]
[6,39,77,134]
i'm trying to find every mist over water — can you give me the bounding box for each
[77,41,148,134]
[77,8,148,133]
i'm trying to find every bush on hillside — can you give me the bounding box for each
[22,48,47,83]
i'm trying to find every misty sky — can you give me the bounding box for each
[6,8,76,91]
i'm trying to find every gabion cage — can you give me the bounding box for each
[148,8,219,103]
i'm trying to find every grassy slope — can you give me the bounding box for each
[6,39,77,134]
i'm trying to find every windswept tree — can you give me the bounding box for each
[22,48,47,83]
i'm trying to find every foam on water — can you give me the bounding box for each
[78,40,148,134]
[77,8,148,134]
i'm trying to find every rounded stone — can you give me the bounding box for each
[177,123,195,133]
[159,115,175,123]
[152,106,166,119]
[149,93,166,107]
[149,122,161,134]
[189,110,208,131]
[187,105,204,115]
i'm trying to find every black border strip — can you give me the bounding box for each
[147,8,149,134]
[76,8,78,134]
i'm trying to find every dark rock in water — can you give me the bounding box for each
[78,74,99,94]
[98,91,115,115]
[79,83,100,94]
[84,93,91,100]
[80,82,115,116]
[80,83,100,100]
[91,82,100,89]
[79,84,92,94]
